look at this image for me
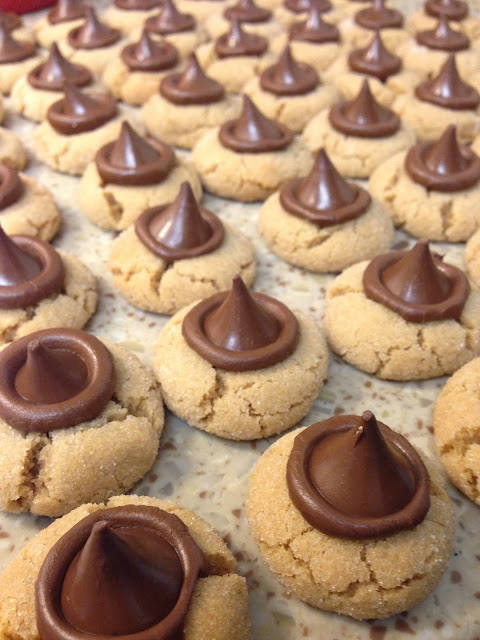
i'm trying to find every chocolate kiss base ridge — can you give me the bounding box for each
[28,44,92,92]
[121,32,178,73]
[0,164,23,211]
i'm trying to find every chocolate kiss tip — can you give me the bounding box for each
[234,95,284,141]
[424,124,469,173]
[109,122,160,168]
[62,84,99,115]
[0,227,41,286]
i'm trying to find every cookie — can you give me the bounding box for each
[101,2,162,34]
[33,0,87,48]
[325,242,480,380]
[204,5,283,41]
[0,24,40,95]
[0,495,250,640]
[406,8,480,42]
[0,127,26,170]
[433,357,480,506]
[339,4,410,50]
[247,416,454,619]
[152,276,328,440]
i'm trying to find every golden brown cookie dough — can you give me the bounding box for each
[153,302,328,439]
[0,250,97,347]
[247,427,454,620]
[109,222,256,314]
[269,35,345,74]
[258,192,394,272]
[192,128,313,201]
[58,39,125,79]
[406,9,480,41]
[0,127,27,170]
[302,109,415,179]
[0,173,60,241]
[101,4,161,33]
[77,158,202,231]
[0,494,250,640]
[177,0,237,22]
[397,38,480,80]
[0,54,41,96]
[325,260,480,380]
[205,11,284,41]
[465,227,480,289]
[369,151,480,242]
[338,16,410,49]
[132,24,209,60]
[142,91,242,149]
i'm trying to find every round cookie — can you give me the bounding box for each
[433,357,480,506]
[0,127,27,170]
[101,1,162,34]
[0,495,250,640]
[77,122,202,231]
[325,244,480,380]
[259,150,394,272]
[109,184,256,314]
[247,419,454,620]
[178,0,237,22]
[153,278,328,440]
[465,227,480,289]
[0,24,41,95]
[33,0,87,49]
[338,0,410,51]
[204,1,284,41]
[406,8,480,42]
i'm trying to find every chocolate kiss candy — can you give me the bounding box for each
[224,0,272,24]
[28,43,91,91]
[0,226,40,287]
[68,7,120,49]
[415,54,480,109]
[348,30,402,82]
[0,10,20,31]
[204,276,281,351]
[146,0,195,35]
[0,22,35,63]
[260,45,318,96]
[48,84,118,135]
[48,0,86,25]
[14,340,88,404]
[285,0,330,14]
[423,124,469,174]
[355,0,404,30]
[121,30,178,72]
[115,0,162,9]
[61,520,184,635]
[417,16,469,51]
[426,0,468,21]
[160,53,224,105]
[289,1,340,43]
[308,411,416,517]
[63,83,99,116]
[215,18,268,58]
[0,164,24,211]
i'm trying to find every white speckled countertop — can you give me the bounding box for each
[0,2,479,639]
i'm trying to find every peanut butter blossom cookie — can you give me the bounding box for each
[0,22,40,96]
[406,0,480,42]
[0,496,251,640]
[34,0,87,49]
[142,53,241,149]
[325,240,480,380]
[78,121,201,231]
[302,78,415,178]
[247,411,454,619]
[340,0,409,50]
[102,0,163,35]
[0,330,164,517]
[370,125,480,242]
[258,148,393,272]
[0,227,97,345]
[205,0,282,41]
[193,95,313,201]
[153,275,328,439]
[109,182,256,314]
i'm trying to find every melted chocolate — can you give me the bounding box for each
[289,4,340,43]
[36,506,206,640]
[145,0,196,35]
[287,411,430,538]
[95,121,174,186]
[425,0,468,21]
[182,275,299,371]
[0,23,36,64]
[280,148,371,226]
[285,0,331,15]
[0,228,64,310]
[0,328,115,433]
[47,84,117,136]
[416,16,469,51]
[48,0,86,25]
[0,165,23,212]
[115,0,163,9]
[135,181,224,263]
[354,0,404,30]
[415,54,479,110]
[215,18,268,58]
[224,0,272,24]
[28,43,92,92]
[68,7,121,50]
[405,124,480,191]
[329,79,400,137]
[219,95,293,153]
[348,30,402,82]
[363,239,470,322]
[260,45,318,96]
[160,53,224,105]
[121,30,178,72]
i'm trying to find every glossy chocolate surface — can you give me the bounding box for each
[280,148,371,226]
[329,79,400,137]
[285,0,331,14]
[215,18,268,57]
[121,30,178,72]
[68,7,121,50]
[415,54,479,109]
[0,229,64,310]
[260,46,318,96]
[145,0,195,35]
[219,95,293,152]
[135,181,224,263]
[0,328,115,433]
[28,43,91,91]
[115,0,163,9]
[182,275,299,371]
[48,0,86,25]
[0,23,35,64]
[287,411,430,538]
[348,30,402,82]
[160,53,224,105]
[95,121,174,186]
[416,16,469,51]
[289,3,340,43]
[0,165,23,212]
[425,0,468,21]
[47,84,117,135]
[354,0,404,30]
[0,10,21,32]
[36,505,206,639]
[224,0,272,24]
[363,239,470,322]
[405,124,480,191]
